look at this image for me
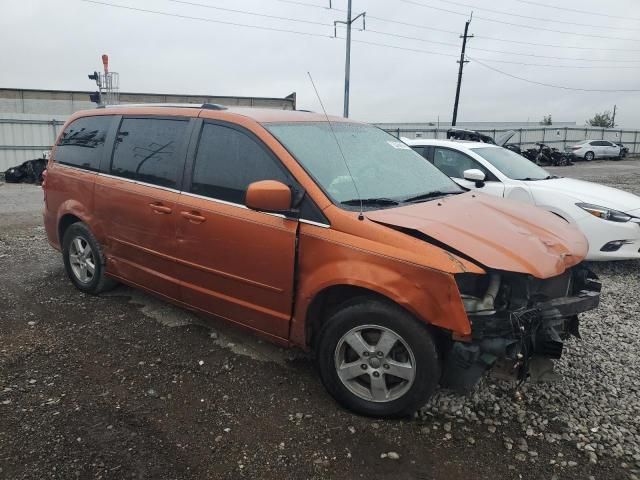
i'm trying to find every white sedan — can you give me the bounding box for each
[569,140,621,161]
[406,139,640,260]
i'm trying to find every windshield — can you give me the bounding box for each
[471,147,550,181]
[266,122,462,209]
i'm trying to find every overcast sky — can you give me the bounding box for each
[1,0,639,126]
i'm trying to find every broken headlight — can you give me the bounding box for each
[577,203,632,222]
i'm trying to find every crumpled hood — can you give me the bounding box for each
[530,178,640,214]
[366,192,588,279]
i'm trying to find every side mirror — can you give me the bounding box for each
[246,180,292,213]
[463,168,486,187]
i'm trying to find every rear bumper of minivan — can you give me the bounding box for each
[441,269,601,392]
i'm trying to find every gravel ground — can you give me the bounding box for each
[1,160,639,479]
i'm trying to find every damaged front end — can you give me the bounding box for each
[442,265,601,392]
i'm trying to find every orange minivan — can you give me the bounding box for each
[43,104,600,417]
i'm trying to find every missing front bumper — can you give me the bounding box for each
[441,269,601,392]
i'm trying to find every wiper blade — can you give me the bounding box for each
[341,197,399,206]
[403,191,463,203]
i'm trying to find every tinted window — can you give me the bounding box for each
[411,146,425,157]
[191,123,291,204]
[433,147,493,180]
[111,118,188,188]
[55,116,112,171]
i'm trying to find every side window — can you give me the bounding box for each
[191,123,292,205]
[55,116,112,171]
[411,146,425,158]
[433,148,494,180]
[111,118,188,188]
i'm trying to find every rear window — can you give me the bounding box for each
[55,116,112,171]
[111,118,188,189]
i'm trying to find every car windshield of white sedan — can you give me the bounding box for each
[471,147,551,181]
[267,122,463,209]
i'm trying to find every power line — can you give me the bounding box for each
[165,0,330,27]
[363,12,640,53]
[349,35,637,69]
[471,58,640,69]
[426,0,639,31]
[78,0,640,89]
[363,28,640,63]
[396,0,640,42]
[510,0,640,22]
[259,0,640,52]
[270,0,337,10]
[350,38,457,57]
[79,0,334,37]
[469,57,640,92]
[473,35,640,53]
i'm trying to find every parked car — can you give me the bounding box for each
[43,105,600,417]
[568,140,621,161]
[406,139,640,260]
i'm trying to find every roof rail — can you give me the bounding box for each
[202,103,228,110]
[98,102,228,110]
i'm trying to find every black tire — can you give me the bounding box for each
[584,151,594,161]
[315,297,441,418]
[62,222,117,295]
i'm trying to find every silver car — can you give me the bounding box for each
[568,140,621,161]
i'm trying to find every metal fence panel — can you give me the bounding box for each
[0,114,66,171]
[383,126,640,154]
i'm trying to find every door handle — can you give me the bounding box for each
[180,211,206,224]
[149,203,172,214]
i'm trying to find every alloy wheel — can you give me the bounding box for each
[334,325,416,403]
[68,236,96,284]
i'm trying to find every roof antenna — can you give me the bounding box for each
[307,72,364,221]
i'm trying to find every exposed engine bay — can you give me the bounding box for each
[442,265,601,392]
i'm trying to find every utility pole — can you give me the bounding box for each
[611,104,617,127]
[452,14,473,127]
[334,1,365,118]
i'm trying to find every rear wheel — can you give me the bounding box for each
[315,298,441,417]
[62,222,117,295]
[584,151,594,161]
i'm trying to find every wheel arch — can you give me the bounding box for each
[56,200,94,246]
[302,283,449,353]
[58,213,83,245]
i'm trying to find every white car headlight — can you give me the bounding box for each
[576,203,633,223]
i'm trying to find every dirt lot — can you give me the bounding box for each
[1,160,639,479]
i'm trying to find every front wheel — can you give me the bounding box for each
[584,151,594,161]
[315,298,441,417]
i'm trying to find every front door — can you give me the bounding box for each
[94,116,190,300]
[432,147,505,197]
[174,121,298,339]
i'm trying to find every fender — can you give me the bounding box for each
[55,199,95,242]
[290,228,472,347]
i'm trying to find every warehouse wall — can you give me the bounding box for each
[0,88,296,171]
